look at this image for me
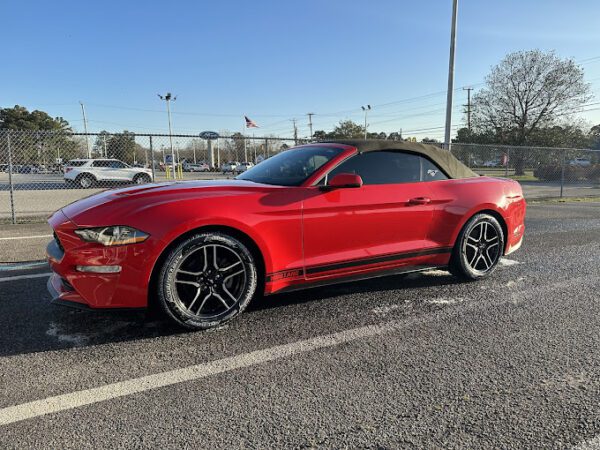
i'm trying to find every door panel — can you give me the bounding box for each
[302,183,435,279]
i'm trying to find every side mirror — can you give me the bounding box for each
[326,173,363,189]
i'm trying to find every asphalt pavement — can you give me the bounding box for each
[0,202,599,448]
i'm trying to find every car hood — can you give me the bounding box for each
[60,179,281,226]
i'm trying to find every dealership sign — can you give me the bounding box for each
[199,131,219,140]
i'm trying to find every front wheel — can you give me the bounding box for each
[448,213,504,280]
[157,232,258,330]
[133,174,151,185]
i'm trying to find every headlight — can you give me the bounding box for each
[74,226,149,246]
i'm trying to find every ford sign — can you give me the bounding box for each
[199,131,219,140]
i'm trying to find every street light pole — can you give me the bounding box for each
[79,101,91,158]
[307,113,315,140]
[444,0,459,150]
[361,105,371,140]
[158,93,177,177]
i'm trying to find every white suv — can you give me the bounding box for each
[64,159,153,188]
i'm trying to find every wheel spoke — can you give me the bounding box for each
[486,234,499,243]
[177,269,202,277]
[202,246,209,272]
[212,291,231,309]
[221,284,238,304]
[468,250,479,267]
[175,279,200,288]
[481,253,491,270]
[212,245,219,270]
[219,260,242,274]
[485,247,497,266]
[223,269,245,283]
[186,288,203,311]
[195,292,212,314]
[466,242,479,252]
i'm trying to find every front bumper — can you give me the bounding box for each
[47,210,155,309]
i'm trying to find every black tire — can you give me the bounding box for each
[133,173,151,185]
[448,213,504,280]
[77,173,95,189]
[157,232,258,330]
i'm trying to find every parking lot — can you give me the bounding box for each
[1,201,599,448]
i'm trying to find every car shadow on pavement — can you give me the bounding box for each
[0,270,459,359]
[249,269,461,312]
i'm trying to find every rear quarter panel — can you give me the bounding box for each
[427,177,526,253]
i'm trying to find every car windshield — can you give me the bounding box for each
[237,146,343,186]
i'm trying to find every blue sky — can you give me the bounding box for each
[1,0,599,140]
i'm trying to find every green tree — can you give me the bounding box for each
[105,131,136,163]
[313,130,327,141]
[0,105,77,164]
[328,120,365,138]
[471,50,591,174]
[0,105,71,131]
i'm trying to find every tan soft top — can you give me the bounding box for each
[322,139,479,179]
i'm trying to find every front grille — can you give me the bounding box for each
[53,232,64,253]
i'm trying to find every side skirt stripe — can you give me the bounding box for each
[266,247,452,282]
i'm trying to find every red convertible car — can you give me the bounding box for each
[47,140,526,329]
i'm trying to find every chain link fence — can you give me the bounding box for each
[1,129,599,223]
[449,143,600,199]
[0,130,301,223]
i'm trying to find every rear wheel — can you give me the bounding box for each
[157,232,258,330]
[78,174,95,189]
[449,213,504,280]
[133,173,151,185]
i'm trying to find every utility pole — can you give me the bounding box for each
[158,93,177,177]
[463,87,473,131]
[292,119,298,145]
[444,0,459,150]
[361,105,371,140]
[307,113,315,140]
[79,101,91,158]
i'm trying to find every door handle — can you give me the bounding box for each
[408,197,431,205]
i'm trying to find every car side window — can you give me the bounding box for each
[92,160,110,168]
[420,157,448,181]
[327,151,421,185]
[110,161,126,169]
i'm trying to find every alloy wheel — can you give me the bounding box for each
[463,221,501,273]
[170,244,247,320]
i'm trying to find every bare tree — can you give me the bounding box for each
[472,50,591,174]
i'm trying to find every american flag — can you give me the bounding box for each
[245,116,259,128]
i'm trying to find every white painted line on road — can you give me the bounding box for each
[0,273,51,283]
[0,319,408,426]
[0,234,52,241]
[0,261,48,272]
